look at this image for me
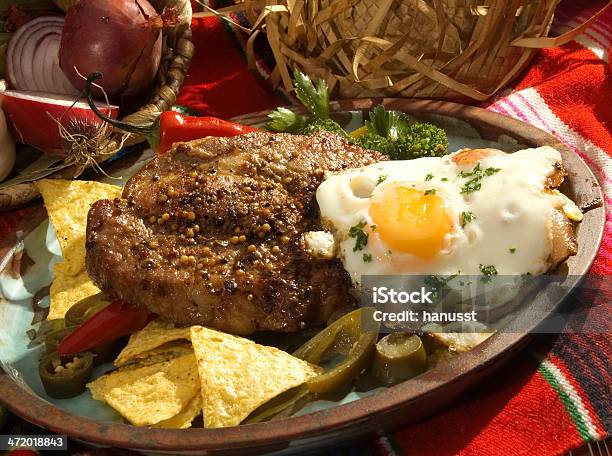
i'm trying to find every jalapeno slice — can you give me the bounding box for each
[38,351,94,399]
[45,327,115,366]
[244,385,310,424]
[64,297,110,328]
[293,308,378,393]
[45,326,77,354]
[372,334,426,385]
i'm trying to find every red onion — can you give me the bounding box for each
[6,16,79,96]
[59,0,169,111]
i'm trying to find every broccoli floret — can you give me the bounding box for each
[265,71,449,158]
[391,122,448,159]
[301,118,347,136]
[356,121,448,160]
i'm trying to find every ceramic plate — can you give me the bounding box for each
[0,99,605,455]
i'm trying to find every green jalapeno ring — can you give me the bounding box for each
[294,308,380,394]
[38,351,94,399]
[45,326,116,366]
[64,297,110,328]
[372,333,427,385]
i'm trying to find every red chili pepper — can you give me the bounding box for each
[157,112,259,153]
[58,299,154,356]
[84,73,259,154]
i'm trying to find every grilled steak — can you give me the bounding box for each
[86,131,386,334]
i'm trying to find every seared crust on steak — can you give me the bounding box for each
[86,132,386,334]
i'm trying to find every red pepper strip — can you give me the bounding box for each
[157,112,259,154]
[58,299,154,356]
[84,73,260,154]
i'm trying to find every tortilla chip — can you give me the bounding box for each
[115,319,192,367]
[190,326,320,428]
[116,343,194,369]
[152,394,202,429]
[37,179,122,276]
[48,262,110,320]
[88,352,199,426]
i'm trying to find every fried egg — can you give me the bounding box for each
[313,147,581,286]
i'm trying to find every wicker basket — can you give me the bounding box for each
[0,0,194,211]
[227,0,608,102]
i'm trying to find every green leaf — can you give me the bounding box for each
[365,105,409,141]
[293,69,329,119]
[266,107,308,133]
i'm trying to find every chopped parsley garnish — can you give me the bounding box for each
[459,163,502,194]
[425,173,434,181]
[479,264,498,283]
[460,211,476,227]
[363,253,373,263]
[376,175,388,185]
[424,273,457,298]
[424,189,436,195]
[509,247,517,253]
[521,272,532,281]
[441,177,448,181]
[461,178,482,194]
[348,221,369,252]
[459,163,481,178]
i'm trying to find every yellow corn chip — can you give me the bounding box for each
[37,179,122,276]
[116,342,194,368]
[48,262,110,320]
[88,352,199,426]
[190,326,320,428]
[152,394,202,429]
[115,319,192,367]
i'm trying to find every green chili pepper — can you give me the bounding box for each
[371,334,427,385]
[244,385,310,424]
[45,326,76,354]
[293,308,379,393]
[38,351,94,399]
[45,325,116,367]
[64,296,110,328]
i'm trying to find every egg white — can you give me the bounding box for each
[316,146,579,287]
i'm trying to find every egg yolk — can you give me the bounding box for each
[369,185,453,259]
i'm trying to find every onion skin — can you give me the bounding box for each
[59,0,163,112]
